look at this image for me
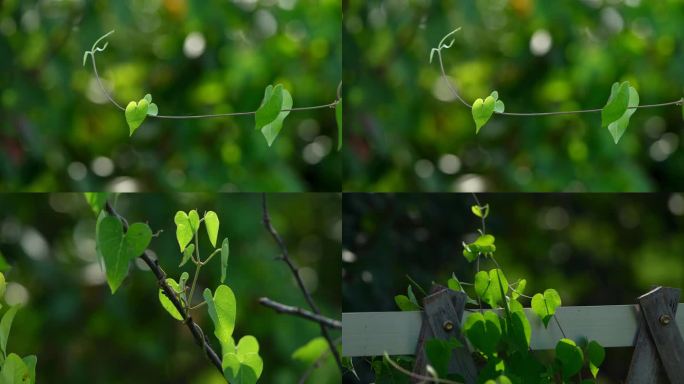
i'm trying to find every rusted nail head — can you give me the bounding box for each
[659,314,672,325]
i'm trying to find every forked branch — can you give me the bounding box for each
[260,193,343,373]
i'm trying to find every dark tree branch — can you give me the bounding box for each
[104,201,224,377]
[258,297,342,330]
[260,194,343,373]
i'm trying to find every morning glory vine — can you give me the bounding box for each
[432,28,684,144]
[83,31,342,149]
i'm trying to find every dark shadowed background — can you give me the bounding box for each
[343,193,684,383]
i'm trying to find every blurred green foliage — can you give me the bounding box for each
[0,193,341,383]
[342,193,684,382]
[343,0,684,191]
[0,0,341,192]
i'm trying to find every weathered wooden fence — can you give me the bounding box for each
[343,304,684,356]
[342,286,684,384]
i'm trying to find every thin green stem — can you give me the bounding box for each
[85,31,340,120]
[405,274,427,297]
[188,235,202,305]
[201,248,221,266]
[189,300,208,310]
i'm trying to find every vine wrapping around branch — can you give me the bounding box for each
[434,28,684,117]
[104,201,224,377]
[85,30,340,120]
[258,297,342,329]
[261,193,343,373]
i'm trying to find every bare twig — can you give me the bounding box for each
[104,201,224,377]
[258,297,342,329]
[260,194,343,372]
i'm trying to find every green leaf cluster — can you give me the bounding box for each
[170,210,261,383]
[382,201,608,383]
[94,205,262,383]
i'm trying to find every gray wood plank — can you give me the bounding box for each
[342,304,684,357]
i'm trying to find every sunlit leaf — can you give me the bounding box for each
[204,211,219,248]
[96,216,152,293]
[531,289,561,328]
[158,278,183,321]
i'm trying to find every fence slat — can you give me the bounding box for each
[342,304,684,357]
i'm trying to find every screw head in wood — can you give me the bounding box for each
[659,314,672,325]
[443,320,454,332]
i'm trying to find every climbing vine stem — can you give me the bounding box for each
[84,30,342,147]
[433,27,684,142]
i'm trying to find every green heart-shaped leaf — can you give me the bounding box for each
[472,91,503,133]
[159,278,184,321]
[220,237,230,283]
[601,82,630,129]
[204,284,237,353]
[586,340,605,378]
[607,84,639,143]
[471,204,489,219]
[1,353,30,384]
[125,99,149,136]
[255,85,283,130]
[84,192,109,216]
[0,305,19,356]
[336,99,342,151]
[506,304,531,351]
[531,288,561,328]
[204,211,219,248]
[96,216,152,293]
[125,95,158,136]
[474,269,508,308]
[222,335,264,384]
[174,210,200,252]
[394,295,420,311]
[257,85,293,146]
[555,338,584,379]
[179,243,194,267]
[511,279,527,300]
[447,275,463,291]
[291,337,328,364]
[22,355,37,384]
[463,311,502,355]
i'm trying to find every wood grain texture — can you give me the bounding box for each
[411,288,477,384]
[625,288,680,384]
[636,287,684,383]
